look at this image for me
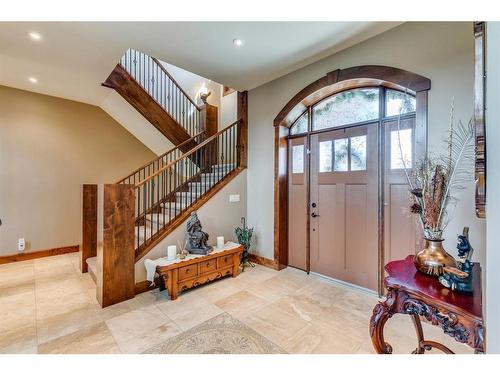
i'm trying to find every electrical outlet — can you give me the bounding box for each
[229,194,240,203]
[18,238,25,252]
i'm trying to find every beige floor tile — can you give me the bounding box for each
[105,305,172,346]
[38,322,120,354]
[214,290,270,319]
[188,280,242,303]
[0,325,38,354]
[241,303,309,348]
[116,321,182,354]
[0,261,35,298]
[157,292,224,330]
[284,320,361,354]
[36,288,94,321]
[0,290,36,334]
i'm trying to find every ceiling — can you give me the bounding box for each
[0,22,400,105]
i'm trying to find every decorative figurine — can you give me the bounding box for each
[200,91,211,104]
[185,212,213,255]
[438,227,474,293]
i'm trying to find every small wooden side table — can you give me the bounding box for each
[156,245,243,300]
[370,255,485,354]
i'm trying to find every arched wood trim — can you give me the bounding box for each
[274,65,431,129]
[273,65,431,285]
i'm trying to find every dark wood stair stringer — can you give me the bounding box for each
[134,166,244,262]
[103,64,197,153]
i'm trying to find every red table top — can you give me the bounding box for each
[385,255,482,320]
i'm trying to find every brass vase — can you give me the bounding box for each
[414,239,457,277]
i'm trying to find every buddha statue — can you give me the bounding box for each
[185,212,213,255]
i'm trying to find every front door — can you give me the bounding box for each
[309,124,379,291]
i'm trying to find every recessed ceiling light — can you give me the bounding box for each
[28,77,38,83]
[29,32,42,41]
[233,38,244,47]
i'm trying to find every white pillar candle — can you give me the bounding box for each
[167,245,177,260]
[217,236,225,249]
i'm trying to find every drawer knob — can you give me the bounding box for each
[186,269,190,273]
[206,262,210,266]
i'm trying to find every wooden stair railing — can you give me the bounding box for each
[116,131,205,185]
[104,48,218,151]
[133,120,241,261]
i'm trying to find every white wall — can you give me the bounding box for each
[101,91,173,156]
[135,170,247,282]
[486,21,500,354]
[247,22,486,264]
[160,60,237,129]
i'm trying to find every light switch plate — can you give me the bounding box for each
[229,194,240,203]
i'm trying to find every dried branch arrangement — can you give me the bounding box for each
[397,100,474,240]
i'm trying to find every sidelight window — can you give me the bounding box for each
[292,145,305,173]
[390,129,413,169]
[312,88,379,131]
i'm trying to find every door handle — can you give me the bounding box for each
[311,212,320,218]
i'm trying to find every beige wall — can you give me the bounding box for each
[486,22,500,353]
[0,85,156,255]
[135,170,247,282]
[247,22,486,264]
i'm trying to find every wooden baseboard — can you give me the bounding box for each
[248,253,281,271]
[135,278,160,295]
[0,245,80,265]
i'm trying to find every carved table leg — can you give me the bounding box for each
[170,269,178,300]
[369,291,396,354]
[411,314,426,354]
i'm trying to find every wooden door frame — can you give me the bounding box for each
[273,65,431,294]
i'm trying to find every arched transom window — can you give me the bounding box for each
[289,87,416,136]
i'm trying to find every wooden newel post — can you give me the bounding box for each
[237,91,248,168]
[96,184,136,308]
[81,184,97,273]
[200,103,219,171]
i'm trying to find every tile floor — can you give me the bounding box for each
[0,252,473,354]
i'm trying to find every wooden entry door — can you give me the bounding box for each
[310,124,379,291]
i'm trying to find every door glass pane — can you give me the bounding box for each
[334,138,348,171]
[350,135,367,171]
[319,141,332,172]
[290,112,308,135]
[312,88,379,131]
[391,129,412,169]
[292,145,304,173]
[386,89,416,117]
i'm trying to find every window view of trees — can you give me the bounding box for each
[312,88,379,131]
[290,111,308,135]
[386,89,416,116]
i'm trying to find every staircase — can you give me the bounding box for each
[81,47,247,307]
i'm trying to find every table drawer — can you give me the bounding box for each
[178,264,198,281]
[200,259,217,274]
[217,254,233,269]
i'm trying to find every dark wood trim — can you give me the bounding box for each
[474,22,486,219]
[81,184,97,273]
[223,86,236,97]
[103,64,195,151]
[135,278,160,295]
[237,91,248,168]
[0,245,79,265]
[99,184,135,308]
[274,65,431,129]
[135,167,246,262]
[248,253,281,271]
[273,65,431,283]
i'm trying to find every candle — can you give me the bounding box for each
[167,245,177,260]
[217,236,225,249]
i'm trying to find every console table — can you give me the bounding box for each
[370,255,484,354]
[156,243,243,300]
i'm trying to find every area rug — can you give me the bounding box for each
[143,313,286,354]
